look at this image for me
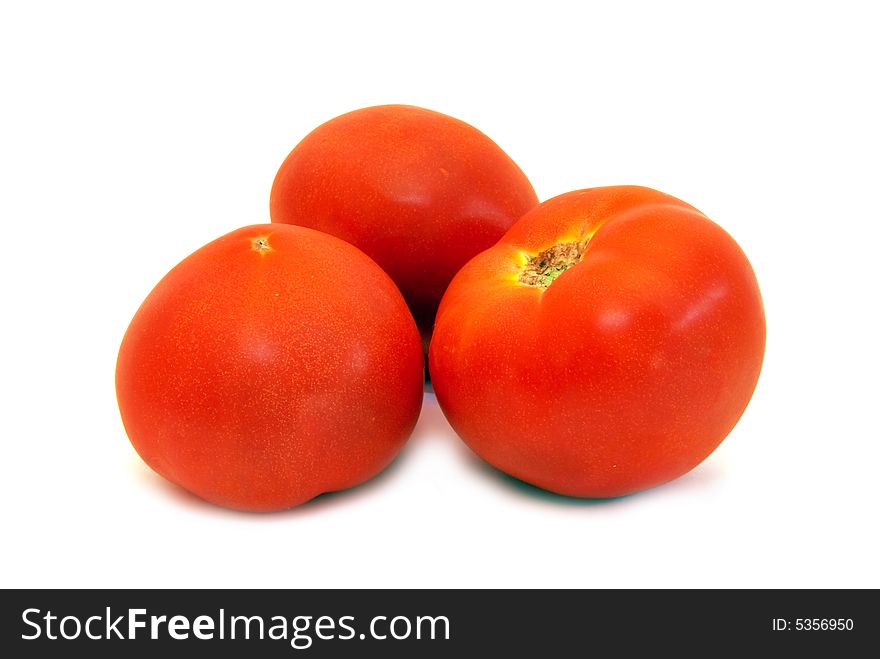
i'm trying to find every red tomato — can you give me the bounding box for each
[269,104,539,345]
[429,186,766,497]
[116,225,423,511]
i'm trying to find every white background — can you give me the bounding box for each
[1,1,878,588]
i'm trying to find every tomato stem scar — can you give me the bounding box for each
[518,241,586,289]
[251,236,272,253]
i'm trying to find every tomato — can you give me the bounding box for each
[429,186,766,497]
[116,224,423,511]
[269,104,539,345]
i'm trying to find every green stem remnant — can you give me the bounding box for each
[518,241,585,289]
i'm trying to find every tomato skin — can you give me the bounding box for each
[116,225,423,511]
[429,186,766,498]
[269,104,538,343]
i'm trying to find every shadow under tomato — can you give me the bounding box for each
[463,447,726,506]
[409,392,452,443]
[282,449,414,517]
[292,393,449,515]
[464,455,640,507]
[410,394,647,507]
[130,460,227,514]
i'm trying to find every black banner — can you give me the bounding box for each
[1,589,875,656]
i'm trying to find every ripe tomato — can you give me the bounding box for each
[116,225,424,511]
[269,104,539,345]
[429,186,766,497]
